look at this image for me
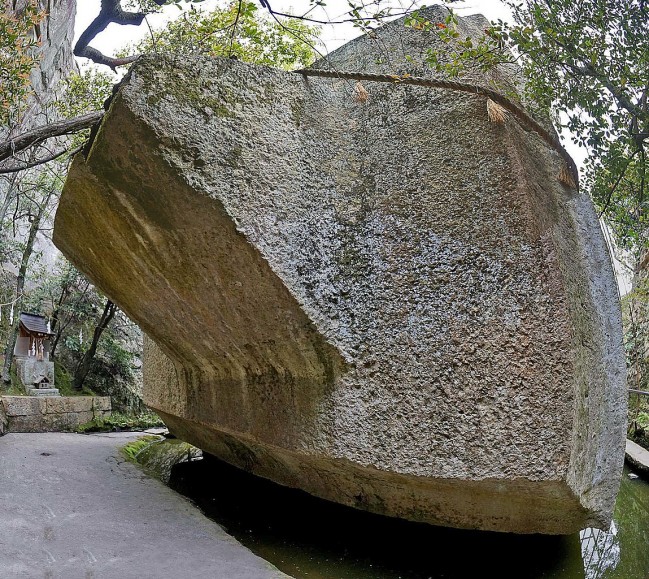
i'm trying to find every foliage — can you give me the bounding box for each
[123,0,205,13]
[0,164,64,385]
[21,258,139,401]
[23,261,94,355]
[89,332,135,385]
[636,411,649,430]
[0,0,46,125]
[51,362,96,396]
[50,67,115,149]
[405,10,506,81]
[122,437,201,482]
[127,0,318,70]
[56,68,113,119]
[79,414,164,434]
[120,435,161,459]
[2,365,23,394]
[54,362,72,393]
[623,275,649,385]
[629,406,649,451]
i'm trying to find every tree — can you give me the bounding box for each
[23,259,140,399]
[1,169,61,382]
[0,60,107,386]
[0,0,321,165]
[71,298,116,390]
[125,1,317,68]
[44,262,94,360]
[505,1,647,254]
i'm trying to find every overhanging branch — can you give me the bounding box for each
[0,145,84,174]
[74,0,167,70]
[0,111,104,163]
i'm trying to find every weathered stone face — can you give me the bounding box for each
[54,8,626,534]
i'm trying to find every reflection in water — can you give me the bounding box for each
[580,524,619,578]
[578,469,649,579]
[167,456,648,579]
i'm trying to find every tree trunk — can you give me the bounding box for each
[49,282,72,361]
[0,172,19,226]
[72,299,116,391]
[49,325,63,361]
[1,199,48,383]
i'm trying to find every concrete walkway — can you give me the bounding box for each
[0,432,288,579]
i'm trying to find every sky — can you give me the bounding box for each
[74,1,513,57]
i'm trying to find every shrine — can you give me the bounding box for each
[14,312,53,361]
[14,313,58,396]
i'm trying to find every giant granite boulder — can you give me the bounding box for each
[54,8,626,533]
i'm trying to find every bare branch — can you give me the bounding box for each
[228,0,244,56]
[0,112,103,163]
[0,145,83,174]
[74,0,167,70]
[259,1,414,26]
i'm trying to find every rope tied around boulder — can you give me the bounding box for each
[294,68,579,190]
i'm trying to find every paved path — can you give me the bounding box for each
[0,432,288,579]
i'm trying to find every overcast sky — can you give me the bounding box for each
[74,1,513,56]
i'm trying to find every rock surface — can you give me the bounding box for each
[2,0,77,131]
[15,358,56,390]
[54,8,626,533]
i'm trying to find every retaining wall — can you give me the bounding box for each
[0,396,111,434]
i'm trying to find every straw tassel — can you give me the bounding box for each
[486,98,506,123]
[353,81,370,103]
[558,162,577,189]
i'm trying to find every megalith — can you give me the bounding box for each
[54,7,627,534]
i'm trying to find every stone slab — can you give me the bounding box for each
[45,396,93,414]
[625,439,649,478]
[54,8,626,534]
[93,396,111,412]
[2,396,42,416]
[43,410,94,431]
[27,388,60,397]
[15,358,55,389]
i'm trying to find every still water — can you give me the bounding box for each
[166,456,649,579]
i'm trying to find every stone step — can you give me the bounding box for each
[26,388,60,397]
[626,439,649,478]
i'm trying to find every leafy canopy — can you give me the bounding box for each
[127,0,318,70]
[0,1,46,125]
